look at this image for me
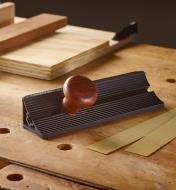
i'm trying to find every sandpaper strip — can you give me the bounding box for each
[88,108,176,154]
[125,116,176,156]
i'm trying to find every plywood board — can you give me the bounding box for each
[0,44,176,190]
[0,165,96,190]
[0,2,15,27]
[0,17,117,80]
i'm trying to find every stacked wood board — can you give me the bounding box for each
[0,17,118,80]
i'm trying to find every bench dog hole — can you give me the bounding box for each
[0,128,10,134]
[166,78,176,83]
[7,174,23,181]
[57,144,72,151]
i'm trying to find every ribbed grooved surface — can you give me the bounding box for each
[24,72,149,120]
[23,71,164,139]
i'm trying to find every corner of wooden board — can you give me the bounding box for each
[0,2,15,27]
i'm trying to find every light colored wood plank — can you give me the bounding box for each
[0,33,110,68]
[0,2,15,27]
[0,165,95,190]
[0,13,67,53]
[0,44,176,190]
[59,25,115,40]
[0,37,111,80]
[0,17,116,80]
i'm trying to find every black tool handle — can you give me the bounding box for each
[113,21,138,41]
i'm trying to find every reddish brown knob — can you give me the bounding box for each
[63,75,97,114]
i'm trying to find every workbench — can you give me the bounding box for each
[0,44,176,190]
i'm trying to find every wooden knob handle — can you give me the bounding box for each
[63,75,97,114]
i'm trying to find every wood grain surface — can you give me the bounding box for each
[0,164,96,190]
[0,14,67,54]
[0,44,176,190]
[0,2,15,27]
[0,17,117,80]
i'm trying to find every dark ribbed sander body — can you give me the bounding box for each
[63,76,97,114]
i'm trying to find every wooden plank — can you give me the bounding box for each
[0,13,67,54]
[0,164,96,190]
[0,17,116,80]
[0,2,15,27]
[0,44,176,190]
[0,38,113,80]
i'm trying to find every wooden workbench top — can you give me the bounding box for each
[0,160,96,190]
[0,44,176,190]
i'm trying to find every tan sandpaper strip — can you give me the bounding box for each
[125,116,176,156]
[88,108,176,154]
